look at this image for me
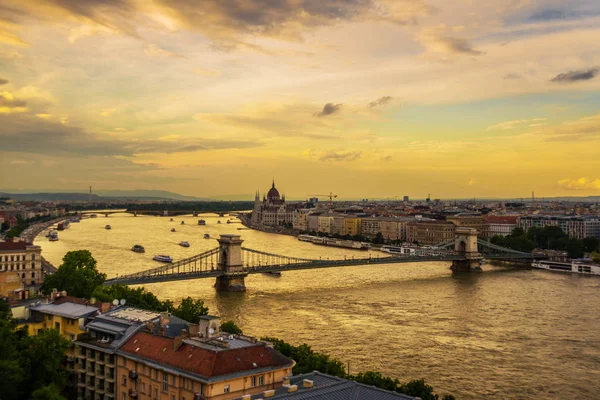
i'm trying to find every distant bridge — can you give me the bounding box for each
[105,228,544,291]
[77,210,235,217]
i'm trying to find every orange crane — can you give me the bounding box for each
[308,192,338,207]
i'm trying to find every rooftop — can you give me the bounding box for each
[0,240,39,252]
[119,331,294,381]
[31,301,99,319]
[245,372,416,400]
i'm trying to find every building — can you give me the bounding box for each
[307,215,320,233]
[330,215,345,235]
[0,271,27,301]
[317,215,332,234]
[447,213,485,233]
[292,210,310,232]
[518,215,600,239]
[359,218,381,238]
[242,371,417,399]
[484,216,518,238]
[251,181,298,227]
[116,316,295,400]
[75,307,164,400]
[343,217,361,236]
[0,239,43,287]
[406,221,456,245]
[378,217,413,242]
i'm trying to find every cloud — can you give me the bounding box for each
[318,150,362,162]
[529,9,567,21]
[380,155,393,162]
[557,178,600,190]
[0,91,28,113]
[314,103,342,117]
[503,73,521,80]
[100,108,117,117]
[417,26,483,56]
[369,96,393,107]
[0,78,8,85]
[468,178,476,186]
[192,67,222,77]
[532,114,600,141]
[486,118,546,131]
[144,44,182,58]
[0,113,262,157]
[550,68,599,83]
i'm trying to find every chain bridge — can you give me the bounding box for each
[104,228,544,291]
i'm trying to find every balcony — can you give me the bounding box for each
[128,389,138,398]
[129,370,138,380]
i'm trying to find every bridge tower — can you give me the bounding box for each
[451,227,483,272]
[215,234,248,292]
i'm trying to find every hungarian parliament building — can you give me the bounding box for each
[251,181,299,226]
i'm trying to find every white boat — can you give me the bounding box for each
[198,219,206,226]
[105,225,111,230]
[49,237,59,242]
[217,220,222,224]
[532,259,600,276]
[153,254,173,263]
[179,241,190,247]
[380,245,416,255]
[298,234,315,242]
[48,231,58,241]
[171,228,176,232]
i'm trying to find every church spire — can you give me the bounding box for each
[272,178,275,189]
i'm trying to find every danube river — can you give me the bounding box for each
[35,213,600,399]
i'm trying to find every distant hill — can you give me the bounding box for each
[0,189,207,202]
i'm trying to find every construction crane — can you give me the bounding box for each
[308,192,338,207]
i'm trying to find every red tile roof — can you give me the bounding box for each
[0,240,33,251]
[120,332,292,379]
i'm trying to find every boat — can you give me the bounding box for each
[49,236,59,242]
[153,254,173,263]
[90,214,97,218]
[179,241,190,247]
[262,271,281,277]
[170,218,174,222]
[198,219,206,226]
[226,220,232,224]
[532,259,600,276]
[105,225,111,230]
[380,245,417,255]
[131,244,145,253]
[297,234,370,250]
[171,228,176,232]
[204,233,210,239]
[181,221,185,225]
[217,220,222,224]
[48,231,59,241]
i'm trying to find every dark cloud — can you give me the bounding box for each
[0,114,262,157]
[442,37,483,55]
[318,150,362,162]
[314,103,342,117]
[369,96,393,107]
[0,92,27,108]
[0,78,8,85]
[503,73,521,80]
[529,9,567,21]
[551,68,599,83]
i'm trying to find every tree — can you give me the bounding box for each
[351,371,399,391]
[583,237,600,253]
[30,384,67,400]
[171,297,208,323]
[397,379,438,400]
[0,319,24,400]
[220,321,243,334]
[41,250,106,298]
[592,252,600,263]
[19,329,71,394]
[93,284,172,312]
[373,232,385,244]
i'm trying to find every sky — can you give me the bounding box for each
[1,0,600,199]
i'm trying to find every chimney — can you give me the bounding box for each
[302,379,313,388]
[160,312,170,327]
[100,302,111,313]
[51,288,58,301]
[287,385,298,393]
[263,390,275,398]
[180,329,189,338]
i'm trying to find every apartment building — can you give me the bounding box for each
[292,210,310,232]
[446,213,485,234]
[0,239,43,287]
[407,221,456,245]
[359,218,381,238]
[117,330,295,400]
[317,215,333,234]
[518,215,600,239]
[343,217,361,236]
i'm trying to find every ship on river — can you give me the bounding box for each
[297,234,370,250]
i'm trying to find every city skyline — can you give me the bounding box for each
[1,0,600,198]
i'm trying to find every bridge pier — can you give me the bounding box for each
[451,227,483,272]
[216,234,247,292]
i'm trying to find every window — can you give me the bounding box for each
[172,396,176,400]
[122,375,127,386]
[224,384,230,393]
[259,375,264,386]
[162,372,168,393]
[32,254,35,261]
[171,375,175,385]
[31,272,35,278]
[141,382,145,394]
[122,392,126,400]
[154,388,158,400]
[251,376,257,387]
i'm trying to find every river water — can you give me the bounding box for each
[35,213,600,399]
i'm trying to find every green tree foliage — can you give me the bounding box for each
[41,250,106,298]
[0,300,70,399]
[220,320,243,334]
[373,232,385,245]
[92,284,173,312]
[30,384,67,400]
[171,297,209,322]
[592,252,600,263]
[351,371,399,391]
[492,226,590,258]
[583,237,600,253]
[397,379,438,400]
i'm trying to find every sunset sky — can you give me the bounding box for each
[1,0,600,199]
